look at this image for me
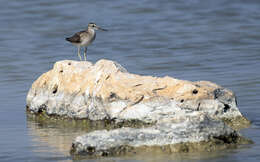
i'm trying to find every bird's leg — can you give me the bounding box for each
[77,46,82,61]
[84,47,87,61]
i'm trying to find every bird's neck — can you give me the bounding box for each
[87,28,95,35]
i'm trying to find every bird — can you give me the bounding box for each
[66,22,107,61]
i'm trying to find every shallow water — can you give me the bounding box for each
[1,0,260,161]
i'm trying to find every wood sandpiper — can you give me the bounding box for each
[66,22,107,61]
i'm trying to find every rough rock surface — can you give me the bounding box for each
[71,112,249,157]
[27,59,246,123]
[26,59,250,156]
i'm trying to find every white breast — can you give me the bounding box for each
[80,29,96,47]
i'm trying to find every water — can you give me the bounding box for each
[1,0,260,161]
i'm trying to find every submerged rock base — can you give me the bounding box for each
[26,59,251,157]
[70,112,251,157]
[71,135,249,158]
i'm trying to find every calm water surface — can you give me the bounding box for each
[1,0,260,161]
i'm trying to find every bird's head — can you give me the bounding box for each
[88,22,108,31]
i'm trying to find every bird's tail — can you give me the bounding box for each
[65,37,71,41]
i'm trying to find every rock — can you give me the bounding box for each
[71,112,250,157]
[26,59,251,156]
[27,59,247,125]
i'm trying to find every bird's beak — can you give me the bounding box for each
[97,26,108,31]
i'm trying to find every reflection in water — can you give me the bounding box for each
[26,113,114,157]
[27,115,80,159]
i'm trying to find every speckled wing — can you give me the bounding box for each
[66,31,85,43]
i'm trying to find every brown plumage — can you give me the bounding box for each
[66,31,85,43]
